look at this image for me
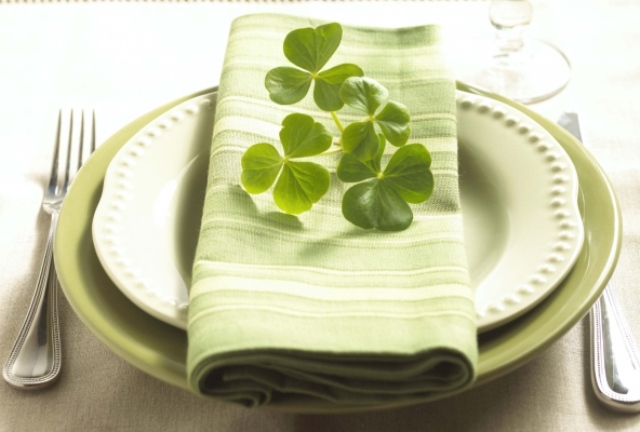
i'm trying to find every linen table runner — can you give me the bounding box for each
[188,13,477,409]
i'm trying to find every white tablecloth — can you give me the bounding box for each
[2,1,640,430]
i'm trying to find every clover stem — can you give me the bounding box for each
[318,146,344,157]
[330,111,345,133]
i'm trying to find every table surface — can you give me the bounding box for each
[2,0,640,430]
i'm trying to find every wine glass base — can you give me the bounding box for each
[461,38,571,104]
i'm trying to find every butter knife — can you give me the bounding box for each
[558,112,640,413]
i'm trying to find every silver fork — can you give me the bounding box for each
[2,110,95,389]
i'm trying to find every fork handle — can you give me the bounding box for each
[3,213,61,389]
[590,285,640,412]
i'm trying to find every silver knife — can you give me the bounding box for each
[558,112,640,413]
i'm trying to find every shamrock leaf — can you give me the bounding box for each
[342,180,414,232]
[263,67,313,106]
[341,121,379,162]
[314,64,364,112]
[339,75,389,114]
[274,162,331,214]
[279,113,333,157]
[375,101,411,147]
[265,23,363,111]
[383,143,434,204]
[241,113,332,214]
[337,133,386,180]
[338,142,433,231]
[339,77,412,161]
[240,143,284,194]
[283,22,342,71]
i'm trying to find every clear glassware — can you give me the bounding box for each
[471,0,571,104]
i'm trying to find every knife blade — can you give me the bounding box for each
[558,112,640,413]
[557,112,583,142]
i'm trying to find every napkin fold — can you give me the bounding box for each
[188,13,477,409]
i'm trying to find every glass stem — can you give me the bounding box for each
[495,26,526,54]
[489,0,533,55]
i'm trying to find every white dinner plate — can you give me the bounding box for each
[92,90,584,332]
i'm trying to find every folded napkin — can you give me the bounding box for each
[188,13,477,409]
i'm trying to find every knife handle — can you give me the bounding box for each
[590,284,640,412]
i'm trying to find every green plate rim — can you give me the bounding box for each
[53,83,622,407]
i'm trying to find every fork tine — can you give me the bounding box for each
[76,110,85,172]
[48,110,62,194]
[90,110,96,154]
[62,110,74,194]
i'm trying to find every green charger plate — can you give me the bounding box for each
[54,83,622,408]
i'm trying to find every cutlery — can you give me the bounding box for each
[3,110,96,389]
[558,112,640,412]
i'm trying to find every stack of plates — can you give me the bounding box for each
[53,82,621,410]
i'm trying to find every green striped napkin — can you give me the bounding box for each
[188,13,477,409]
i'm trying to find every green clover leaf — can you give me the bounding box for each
[339,75,389,114]
[339,77,412,161]
[375,100,411,147]
[341,121,379,162]
[279,113,333,157]
[240,143,284,194]
[383,143,433,203]
[265,23,363,111]
[342,180,414,232]
[263,67,313,106]
[314,64,365,112]
[274,162,331,214]
[335,134,385,182]
[241,113,333,214]
[283,22,342,71]
[338,142,433,231]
